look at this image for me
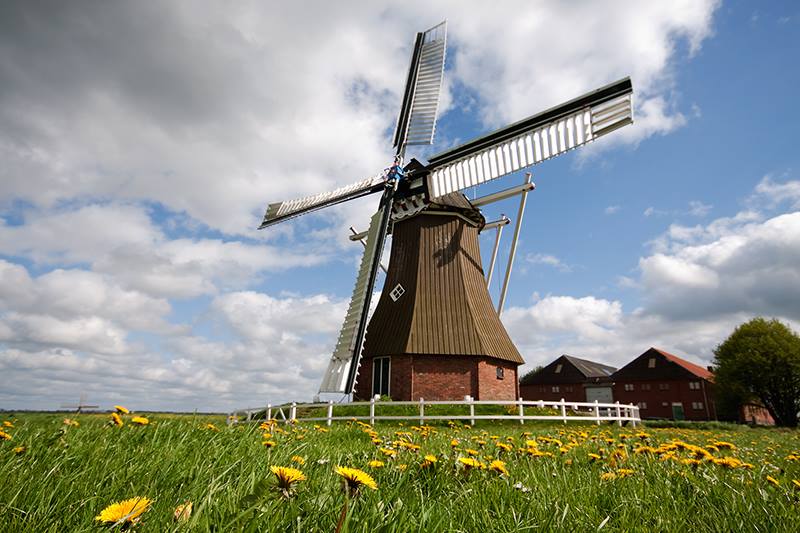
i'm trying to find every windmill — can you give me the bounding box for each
[258,21,634,400]
[60,393,99,413]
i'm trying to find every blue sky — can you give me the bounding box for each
[1,1,799,412]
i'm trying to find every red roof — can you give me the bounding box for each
[652,348,713,381]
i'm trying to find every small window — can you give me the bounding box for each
[648,358,656,368]
[689,381,700,390]
[552,386,560,393]
[637,402,648,410]
[641,383,651,391]
[565,386,573,392]
[624,383,634,391]
[692,402,704,410]
[662,402,669,407]
[496,367,504,380]
[389,284,405,302]
[659,383,670,390]
[554,364,563,374]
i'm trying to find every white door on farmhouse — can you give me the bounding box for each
[585,387,613,404]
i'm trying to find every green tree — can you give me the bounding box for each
[713,318,800,427]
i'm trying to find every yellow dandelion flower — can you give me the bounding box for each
[396,464,408,471]
[458,457,484,470]
[335,466,378,493]
[588,453,602,462]
[110,413,124,427]
[450,439,459,448]
[270,465,306,492]
[291,455,305,465]
[600,472,617,481]
[262,440,276,448]
[131,416,149,426]
[379,447,397,458]
[489,460,508,476]
[368,460,385,468]
[617,468,634,478]
[0,430,11,441]
[421,455,437,468]
[766,475,779,487]
[792,479,800,490]
[204,423,219,431]
[95,497,152,525]
[173,501,192,522]
[466,448,479,456]
[3,421,14,428]
[13,446,26,455]
[714,441,736,450]
[63,418,80,427]
[114,405,130,414]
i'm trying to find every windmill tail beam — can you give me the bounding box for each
[485,215,507,288]
[498,173,533,315]
[472,182,535,207]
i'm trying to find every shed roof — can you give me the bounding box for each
[652,348,714,381]
[562,355,617,379]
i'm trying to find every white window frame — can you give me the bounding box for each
[389,284,405,302]
[641,383,651,391]
[554,364,563,374]
[637,402,648,410]
[689,381,700,390]
[648,357,656,368]
[551,385,560,393]
[624,383,634,391]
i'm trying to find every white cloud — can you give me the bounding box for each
[605,205,620,215]
[688,200,713,217]
[526,253,572,273]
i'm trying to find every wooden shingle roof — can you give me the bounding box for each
[363,197,523,365]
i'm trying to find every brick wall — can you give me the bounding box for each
[612,379,716,420]
[412,356,476,400]
[519,383,586,403]
[476,358,518,400]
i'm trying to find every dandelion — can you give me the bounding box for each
[131,416,149,426]
[110,413,124,427]
[489,460,508,476]
[379,447,397,458]
[291,455,305,465]
[368,460,385,468]
[3,421,14,428]
[714,441,736,450]
[450,439,459,448]
[421,455,437,468]
[95,497,152,525]
[792,479,800,490]
[396,464,408,471]
[335,466,378,494]
[270,466,306,496]
[457,457,484,470]
[262,440,276,448]
[617,468,634,478]
[588,453,602,462]
[173,502,192,522]
[0,430,11,441]
[203,423,219,431]
[114,405,130,414]
[496,442,513,453]
[600,472,616,481]
[766,475,779,487]
[13,446,26,455]
[466,448,479,456]
[63,418,80,427]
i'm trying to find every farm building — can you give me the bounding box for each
[611,347,717,421]
[353,194,524,401]
[519,355,617,403]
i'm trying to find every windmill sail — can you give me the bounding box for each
[393,21,447,152]
[425,77,633,199]
[319,186,394,394]
[259,174,385,229]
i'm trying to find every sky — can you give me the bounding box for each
[1,1,799,412]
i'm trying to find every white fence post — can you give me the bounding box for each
[518,397,524,424]
[468,395,475,426]
[419,397,425,425]
[327,400,333,426]
[246,409,252,422]
[615,401,622,427]
[289,402,297,424]
[560,398,567,424]
[594,400,600,425]
[369,396,376,426]
[631,404,638,427]
[266,404,272,422]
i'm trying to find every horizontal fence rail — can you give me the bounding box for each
[229,397,641,428]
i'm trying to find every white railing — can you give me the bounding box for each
[229,397,640,427]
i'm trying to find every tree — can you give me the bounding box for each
[713,318,800,427]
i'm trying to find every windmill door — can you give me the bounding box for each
[671,402,685,420]
[372,357,390,397]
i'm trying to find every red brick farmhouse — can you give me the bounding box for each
[519,355,617,403]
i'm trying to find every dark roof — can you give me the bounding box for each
[520,354,617,385]
[611,347,713,382]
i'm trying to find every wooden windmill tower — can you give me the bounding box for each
[258,21,634,401]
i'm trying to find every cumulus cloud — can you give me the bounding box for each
[526,253,572,273]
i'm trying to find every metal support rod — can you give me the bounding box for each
[486,215,507,287]
[349,227,388,274]
[497,173,534,315]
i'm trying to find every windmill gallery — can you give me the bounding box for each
[258,22,634,402]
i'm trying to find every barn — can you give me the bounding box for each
[353,193,524,401]
[519,354,617,403]
[611,347,717,421]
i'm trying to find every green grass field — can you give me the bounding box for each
[1,413,798,532]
